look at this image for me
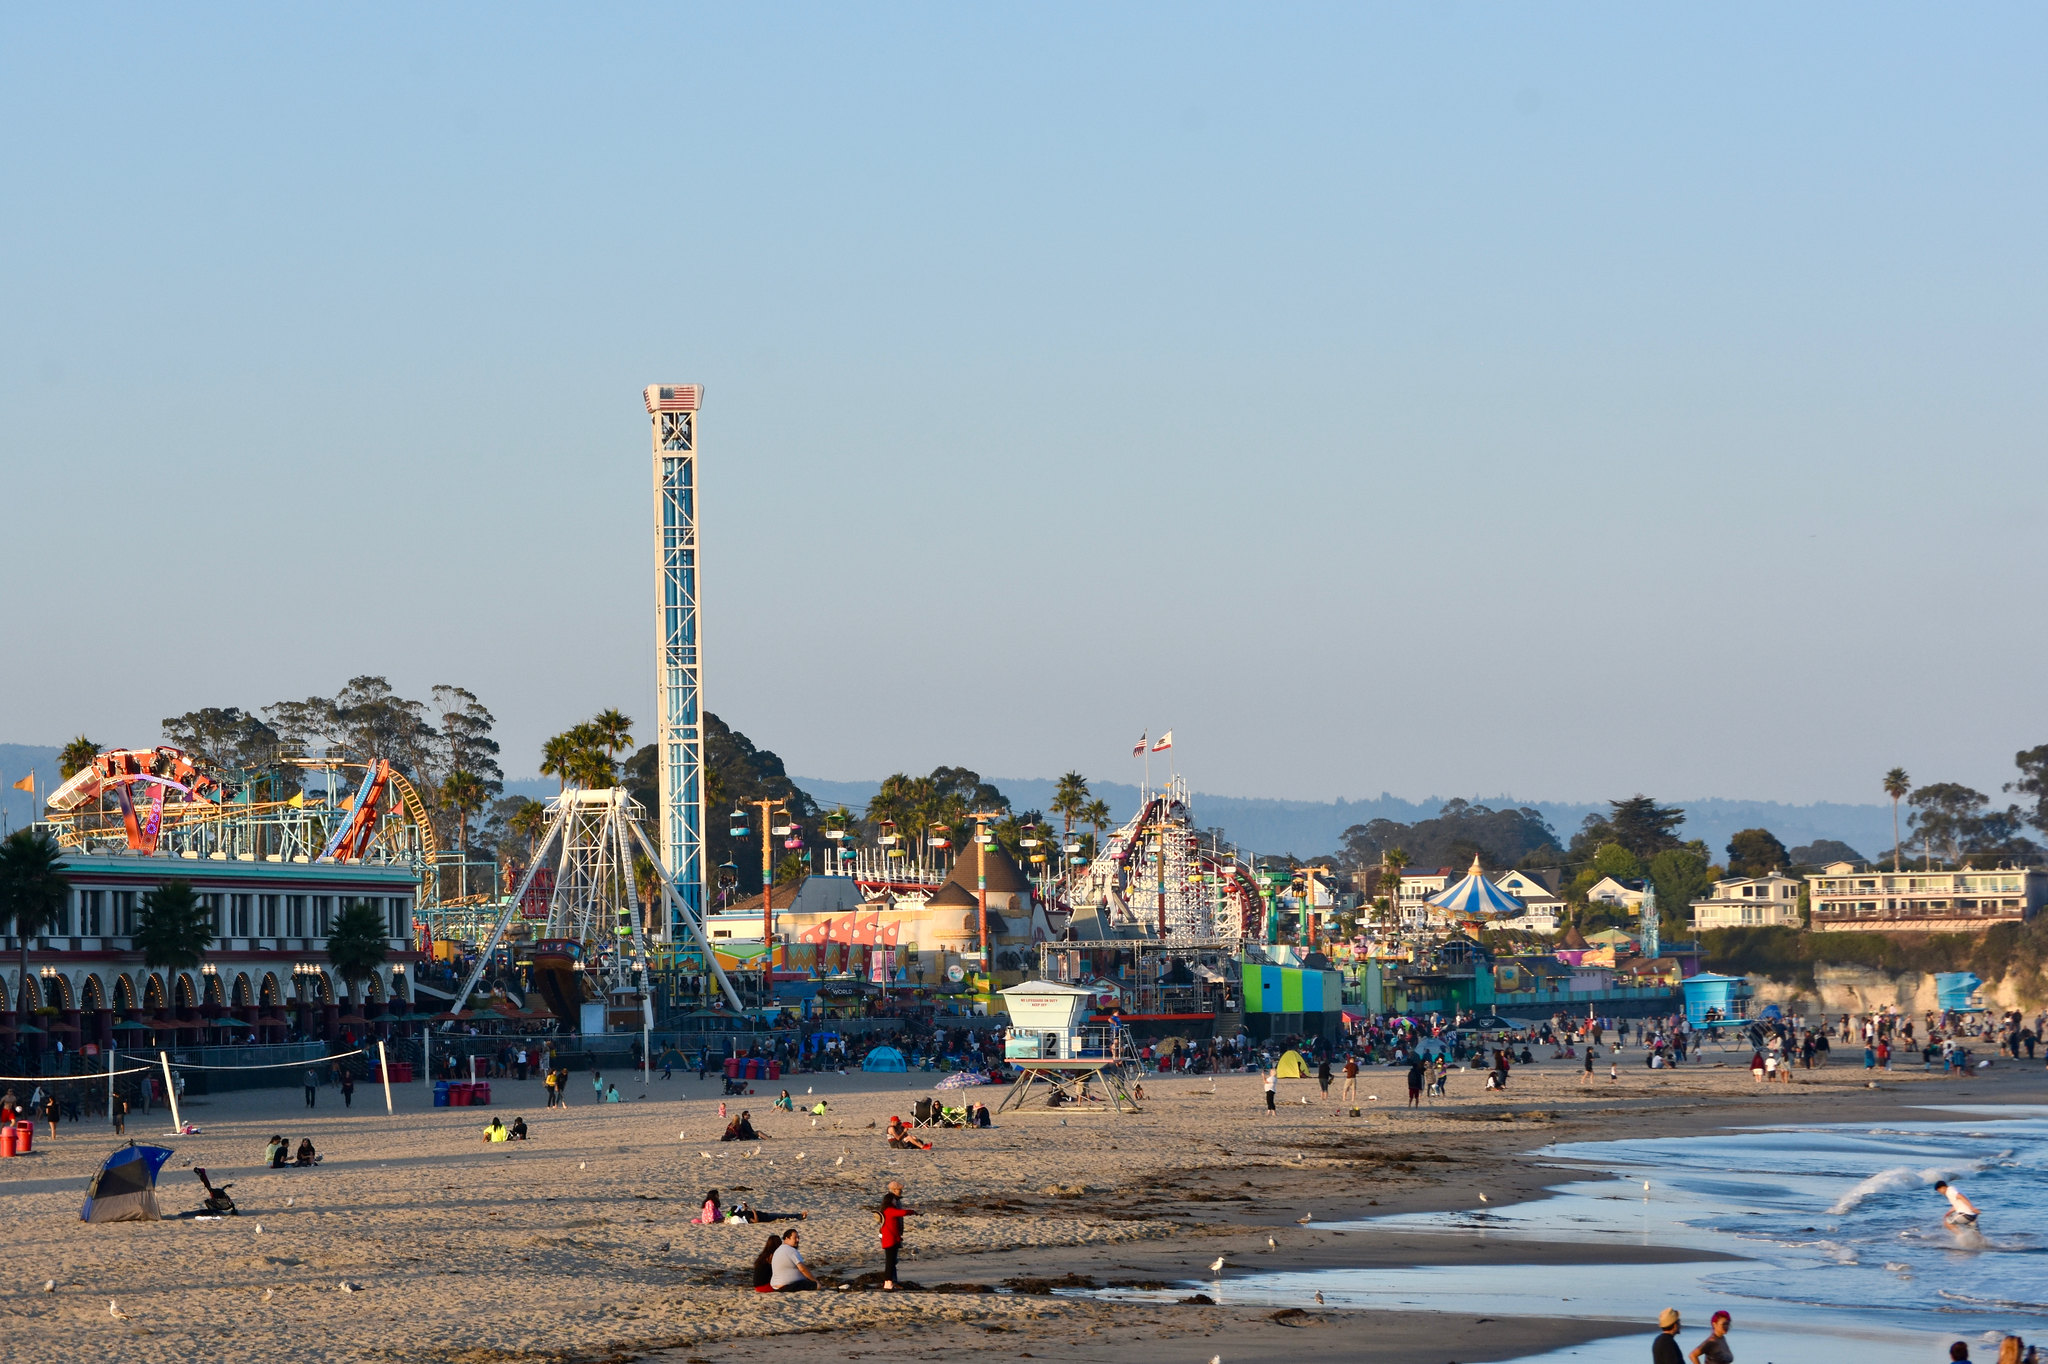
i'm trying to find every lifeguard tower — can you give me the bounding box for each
[996,981,1141,1116]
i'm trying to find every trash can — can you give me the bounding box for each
[724,1058,740,1079]
[472,1082,490,1107]
[433,1080,451,1108]
[14,1121,31,1154]
[451,1083,472,1107]
[767,1061,781,1081]
[0,1126,14,1158]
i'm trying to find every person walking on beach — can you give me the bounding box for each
[1341,1054,1358,1105]
[303,1068,318,1108]
[340,1069,355,1109]
[878,1179,916,1290]
[1651,1307,1684,1364]
[1317,1056,1333,1102]
[1406,1056,1425,1107]
[1263,1069,1277,1114]
[1687,1309,1732,1364]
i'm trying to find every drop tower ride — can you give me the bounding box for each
[644,382,705,939]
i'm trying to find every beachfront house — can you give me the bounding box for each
[1584,875,1647,912]
[1689,873,1803,930]
[1805,861,2046,934]
[1495,868,1565,933]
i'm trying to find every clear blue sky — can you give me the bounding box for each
[3,6,2043,806]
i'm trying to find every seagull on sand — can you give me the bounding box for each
[109,1301,132,1320]
[263,1288,275,1302]
[1296,1213,1313,1224]
[1209,1256,1227,1273]
[1478,1193,1489,1203]
[1267,1237,1277,1250]
[1209,1355,1222,1364]
[1314,1291,1325,1304]
[41,1281,54,1294]
[701,1152,713,1159]
[834,1156,844,1166]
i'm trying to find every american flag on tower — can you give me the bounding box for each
[642,384,702,413]
[1132,731,1147,757]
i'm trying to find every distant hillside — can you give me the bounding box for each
[795,776,1899,867]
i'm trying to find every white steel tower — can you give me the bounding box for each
[645,382,705,939]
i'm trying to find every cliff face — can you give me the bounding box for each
[1750,965,2045,1017]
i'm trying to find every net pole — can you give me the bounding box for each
[160,1051,182,1133]
[377,1040,394,1115]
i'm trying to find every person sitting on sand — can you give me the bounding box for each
[484,1116,508,1142]
[266,1135,289,1169]
[751,1233,784,1292]
[886,1116,932,1151]
[605,1084,621,1103]
[294,1138,320,1166]
[695,1189,725,1223]
[720,1111,761,1142]
[774,1089,795,1111]
[769,1228,817,1291]
[973,1102,991,1128]
[810,1100,829,1115]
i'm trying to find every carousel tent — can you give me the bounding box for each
[81,1143,174,1223]
[1424,857,1529,917]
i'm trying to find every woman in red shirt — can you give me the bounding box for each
[878,1179,917,1291]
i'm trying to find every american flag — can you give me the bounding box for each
[642,383,702,413]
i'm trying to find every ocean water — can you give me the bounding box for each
[1085,1104,2048,1362]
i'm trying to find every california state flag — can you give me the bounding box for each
[1151,730,1173,752]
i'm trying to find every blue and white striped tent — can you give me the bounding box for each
[1425,857,1527,917]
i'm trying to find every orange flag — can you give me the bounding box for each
[11,773,33,792]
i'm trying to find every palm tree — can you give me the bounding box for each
[1380,847,1410,930]
[0,829,70,1015]
[1081,798,1112,845]
[133,879,213,976]
[326,900,389,1008]
[1051,772,1089,851]
[1883,767,1910,871]
[566,747,615,790]
[539,734,578,791]
[58,736,100,780]
[440,769,487,854]
[505,799,549,861]
[591,709,635,762]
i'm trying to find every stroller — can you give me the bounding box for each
[721,1076,752,1097]
[192,1168,239,1216]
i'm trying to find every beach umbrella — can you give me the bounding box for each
[81,1143,175,1223]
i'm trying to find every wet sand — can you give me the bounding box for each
[0,1048,2028,1362]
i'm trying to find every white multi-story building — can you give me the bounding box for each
[1690,873,1803,930]
[1807,862,2045,933]
[1495,868,1566,933]
[1585,875,1647,912]
[1393,868,1453,928]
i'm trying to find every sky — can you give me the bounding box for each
[2,6,2044,807]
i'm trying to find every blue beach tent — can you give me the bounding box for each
[862,1046,908,1073]
[81,1143,174,1223]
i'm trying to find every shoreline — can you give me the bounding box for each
[4,1051,2036,1362]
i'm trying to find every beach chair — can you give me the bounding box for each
[912,1098,939,1128]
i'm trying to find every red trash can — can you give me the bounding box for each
[767,1061,781,1080]
[723,1058,739,1079]
[451,1084,471,1107]
[472,1082,490,1106]
[0,1126,15,1158]
[15,1120,32,1153]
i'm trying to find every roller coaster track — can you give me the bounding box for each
[388,772,440,861]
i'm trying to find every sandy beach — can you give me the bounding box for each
[1,1049,2034,1363]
